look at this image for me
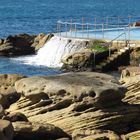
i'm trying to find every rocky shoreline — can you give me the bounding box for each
[0,67,139,140]
[0,33,53,56]
[0,33,140,139]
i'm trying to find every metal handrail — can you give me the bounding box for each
[57,21,128,27]
[107,31,127,57]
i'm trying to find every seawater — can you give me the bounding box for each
[1,0,140,76]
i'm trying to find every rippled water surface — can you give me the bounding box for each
[0,0,140,75]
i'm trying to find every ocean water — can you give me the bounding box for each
[0,0,140,76]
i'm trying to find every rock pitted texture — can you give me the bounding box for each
[7,72,140,137]
[0,74,25,108]
[120,67,140,104]
[0,119,14,140]
[62,49,93,71]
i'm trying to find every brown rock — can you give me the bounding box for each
[14,72,124,109]
[0,34,36,56]
[0,39,4,45]
[125,130,140,140]
[120,67,140,104]
[0,119,14,140]
[0,74,25,108]
[3,112,28,122]
[32,33,54,51]
[13,121,71,140]
[6,72,140,136]
[0,105,4,119]
[130,46,140,66]
[72,129,123,140]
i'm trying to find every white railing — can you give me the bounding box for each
[56,16,140,40]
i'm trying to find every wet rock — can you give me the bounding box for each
[13,121,71,140]
[32,33,54,51]
[0,119,14,140]
[0,34,35,56]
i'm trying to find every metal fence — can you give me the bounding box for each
[56,16,140,40]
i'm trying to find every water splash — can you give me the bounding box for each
[12,36,88,68]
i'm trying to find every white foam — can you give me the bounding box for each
[11,36,87,68]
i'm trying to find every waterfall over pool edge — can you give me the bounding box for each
[11,36,89,68]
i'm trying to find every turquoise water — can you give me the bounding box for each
[1,0,140,75]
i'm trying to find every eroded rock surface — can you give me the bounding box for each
[6,72,140,137]
[120,67,140,104]
[0,74,25,108]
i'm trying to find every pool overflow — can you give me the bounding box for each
[56,16,140,71]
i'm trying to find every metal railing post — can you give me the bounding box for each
[59,22,61,36]
[65,22,67,37]
[109,43,111,57]
[70,19,72,36]
[124,29,127,47]
[87,23,89,38]
[118,16,120,28]
[102,23,104,39]
[94,51,96,68]
[106,16,108,29]
[128,25,131,49]
[75,23,77,38]
[82,17,84,38]
[128,15,131,25]
[56,22,58,35]
[94,17,96,39]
